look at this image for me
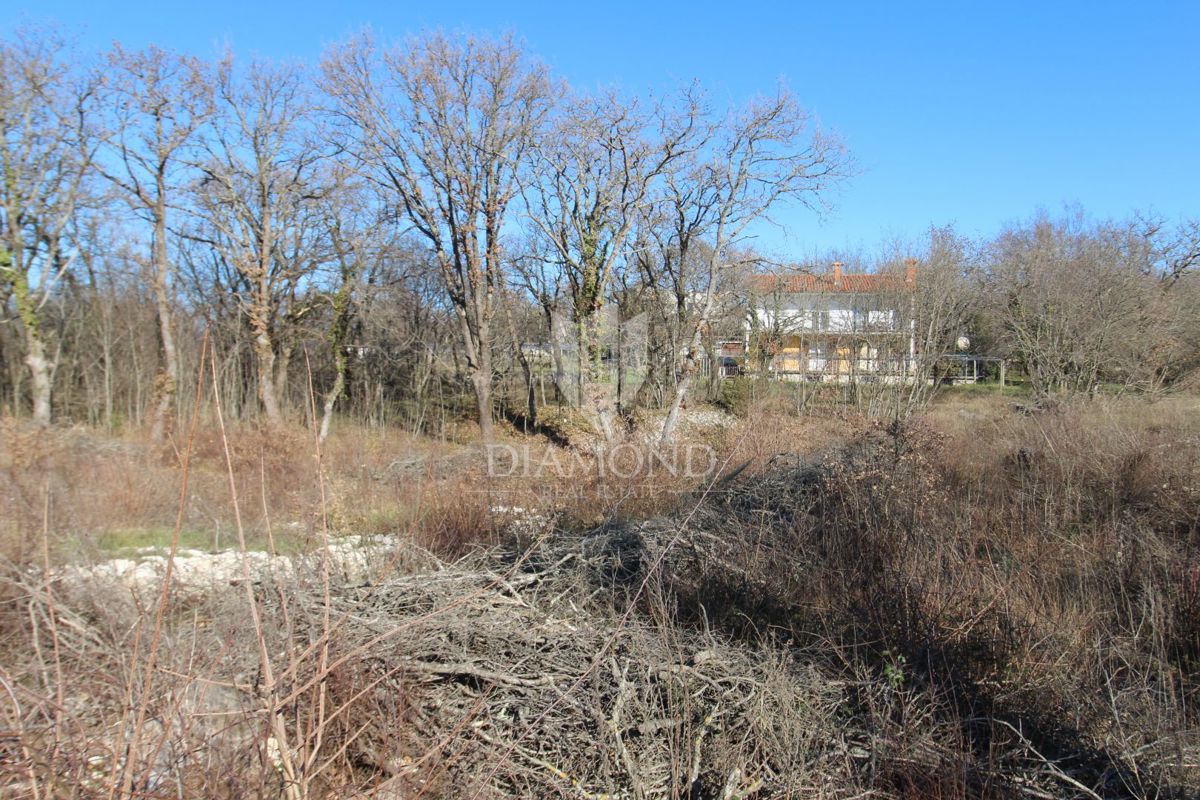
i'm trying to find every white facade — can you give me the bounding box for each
[753,302,900,334]
[749,291,916,383]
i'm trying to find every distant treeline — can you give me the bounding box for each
[1,28,1196,440]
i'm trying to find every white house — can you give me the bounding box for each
[742,262,918,383]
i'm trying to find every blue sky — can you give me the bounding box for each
[6,1,1198,259]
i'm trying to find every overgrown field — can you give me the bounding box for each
[1,393,1198,798]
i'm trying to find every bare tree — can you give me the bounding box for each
[193,57,327,426]
[1125,216,1200,389]
[509,234,568,406]
[323,31,554,441]
[0,29,100,426]
[313,169,395,442]
[522,90,699,440]
[647,90,850,442]
[1139,213,1200,286]
[984,212,1161,397]
[892,227,980,410]
[100,44,213,440]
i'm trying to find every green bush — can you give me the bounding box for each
[716,376,754,417]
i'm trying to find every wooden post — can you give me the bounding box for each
[999,360,1006,388]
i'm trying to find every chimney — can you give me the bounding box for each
[832,261,842,288]
[905,258,917,286]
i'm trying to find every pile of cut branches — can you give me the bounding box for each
[273,554,858,798]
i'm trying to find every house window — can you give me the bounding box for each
[808,342,827,372]
[857,343,878,372]
[868,310,895,330]
[828,309,853,331]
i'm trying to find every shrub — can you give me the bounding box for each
[716,376,754,417]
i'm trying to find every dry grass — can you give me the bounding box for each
[1,394,1198,798]
[647,394,1200,798]
[1,405,796,567]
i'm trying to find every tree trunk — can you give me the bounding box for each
[503,302,536,425]
[149,207,178,442]
[318,353,345,444]
[578,315,617,441]
[549,321,567,404]
[25,334,53,427]
[252,317,282,426]
[471,366,494,442]
[582,379,617,441]
[459,309,494,442]
[580,330,616,440]
[10,261,53,426]
[101,316,114,431]
[319,280,355,443]
[660,296,712,444]
[659,358,693,445]
[274,343,291,416]
[521,355,536,423]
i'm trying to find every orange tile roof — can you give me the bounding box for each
[747,271,912,294]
